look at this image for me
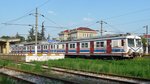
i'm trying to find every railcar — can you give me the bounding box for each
[10,34,143,58]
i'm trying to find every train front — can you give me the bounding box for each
[126,35,143,57]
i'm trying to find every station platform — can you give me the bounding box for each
[0,53,65,62]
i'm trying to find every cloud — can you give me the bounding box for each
[48,10,56,15]
[83,17,93,22]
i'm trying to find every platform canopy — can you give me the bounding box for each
[0,38,20,54]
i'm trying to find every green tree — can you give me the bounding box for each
[27,27,35,42]
[27,26,43,42]
[47,34,50,40]
[15,32,25,42]
[37,32,42,41]
[141,37,147,47]
[41,22,46,40]
[1,36,11,39]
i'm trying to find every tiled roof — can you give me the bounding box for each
[62,27,95,33]
[144,35,150,38]
[63,30,69,32]
[76,27,95,31]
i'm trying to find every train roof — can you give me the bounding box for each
[11,33,141,45]
[61,34,141,43]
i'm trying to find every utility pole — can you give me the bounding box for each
[144,25,149,54]
[35,8,38,55]
[97,20,107,36]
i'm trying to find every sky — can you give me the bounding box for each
[0,0,150,38]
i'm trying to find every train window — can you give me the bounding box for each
[57,45,59,49]
[23,47,26,50]
[51,45,53,49]
[62,44,64,49]
[121,40,124,46]
[96,42,104,48]
[43,45,48,49]
[128,39,134,47]
[136,39,142,47]
[85,43,88,48]
[27,46,30,50]
[70,43,75,48]
[81,43,88,48]
[38,46,41,49]
[46,45,48,49]
[81,43,84,48]
[53,45,55,49]
[100,42,104,47]
[43,45,45,49]
[96,42,100,47]
[32,46,35,49]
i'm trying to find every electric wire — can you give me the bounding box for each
[3,0,51,24]
[104,7,150,20]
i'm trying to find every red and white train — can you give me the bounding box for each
[10,34,143,58]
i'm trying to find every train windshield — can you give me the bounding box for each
[136,39,142,47]
[128,39,134,47]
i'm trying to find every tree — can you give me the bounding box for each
[47,34,50,40]
[15,32,25,42]
[37,32,42,40]
[1,36,11,39]
[141,37,147,47]
[41,21,46,40]
[27,27,35,42]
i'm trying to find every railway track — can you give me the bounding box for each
[0,67,78,84]
[1,61,150,84]
[50,67,150,84]
[24,63,150,84]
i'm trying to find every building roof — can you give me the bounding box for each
[60,27,96,34]
[143,35,150,38]
[76,27,95,31]
[64,30,69,32]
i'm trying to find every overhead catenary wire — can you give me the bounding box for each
[103,7,150,20]
[114,18,150,26]
[105,22,122,33]
[3,0,51,24]
[2,22,67,29]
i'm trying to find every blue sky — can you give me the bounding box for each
[0,0,150,38]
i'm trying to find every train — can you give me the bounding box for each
[10,34,143,58]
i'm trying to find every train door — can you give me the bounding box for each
[30,46,31,53]
[66,43,68,54]
[90,41,94,54]
[107,39,112,53]
[48,44,50,53]
[77,42,80,54]
[41,45,43,53]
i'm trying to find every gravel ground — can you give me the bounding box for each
[0,68,65,84]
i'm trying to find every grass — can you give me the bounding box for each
[0,59,43,74]
[33,57,150,79]
[0,57,150,79]
[0,74,15,84]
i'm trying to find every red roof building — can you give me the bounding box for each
[59,27,98,41]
